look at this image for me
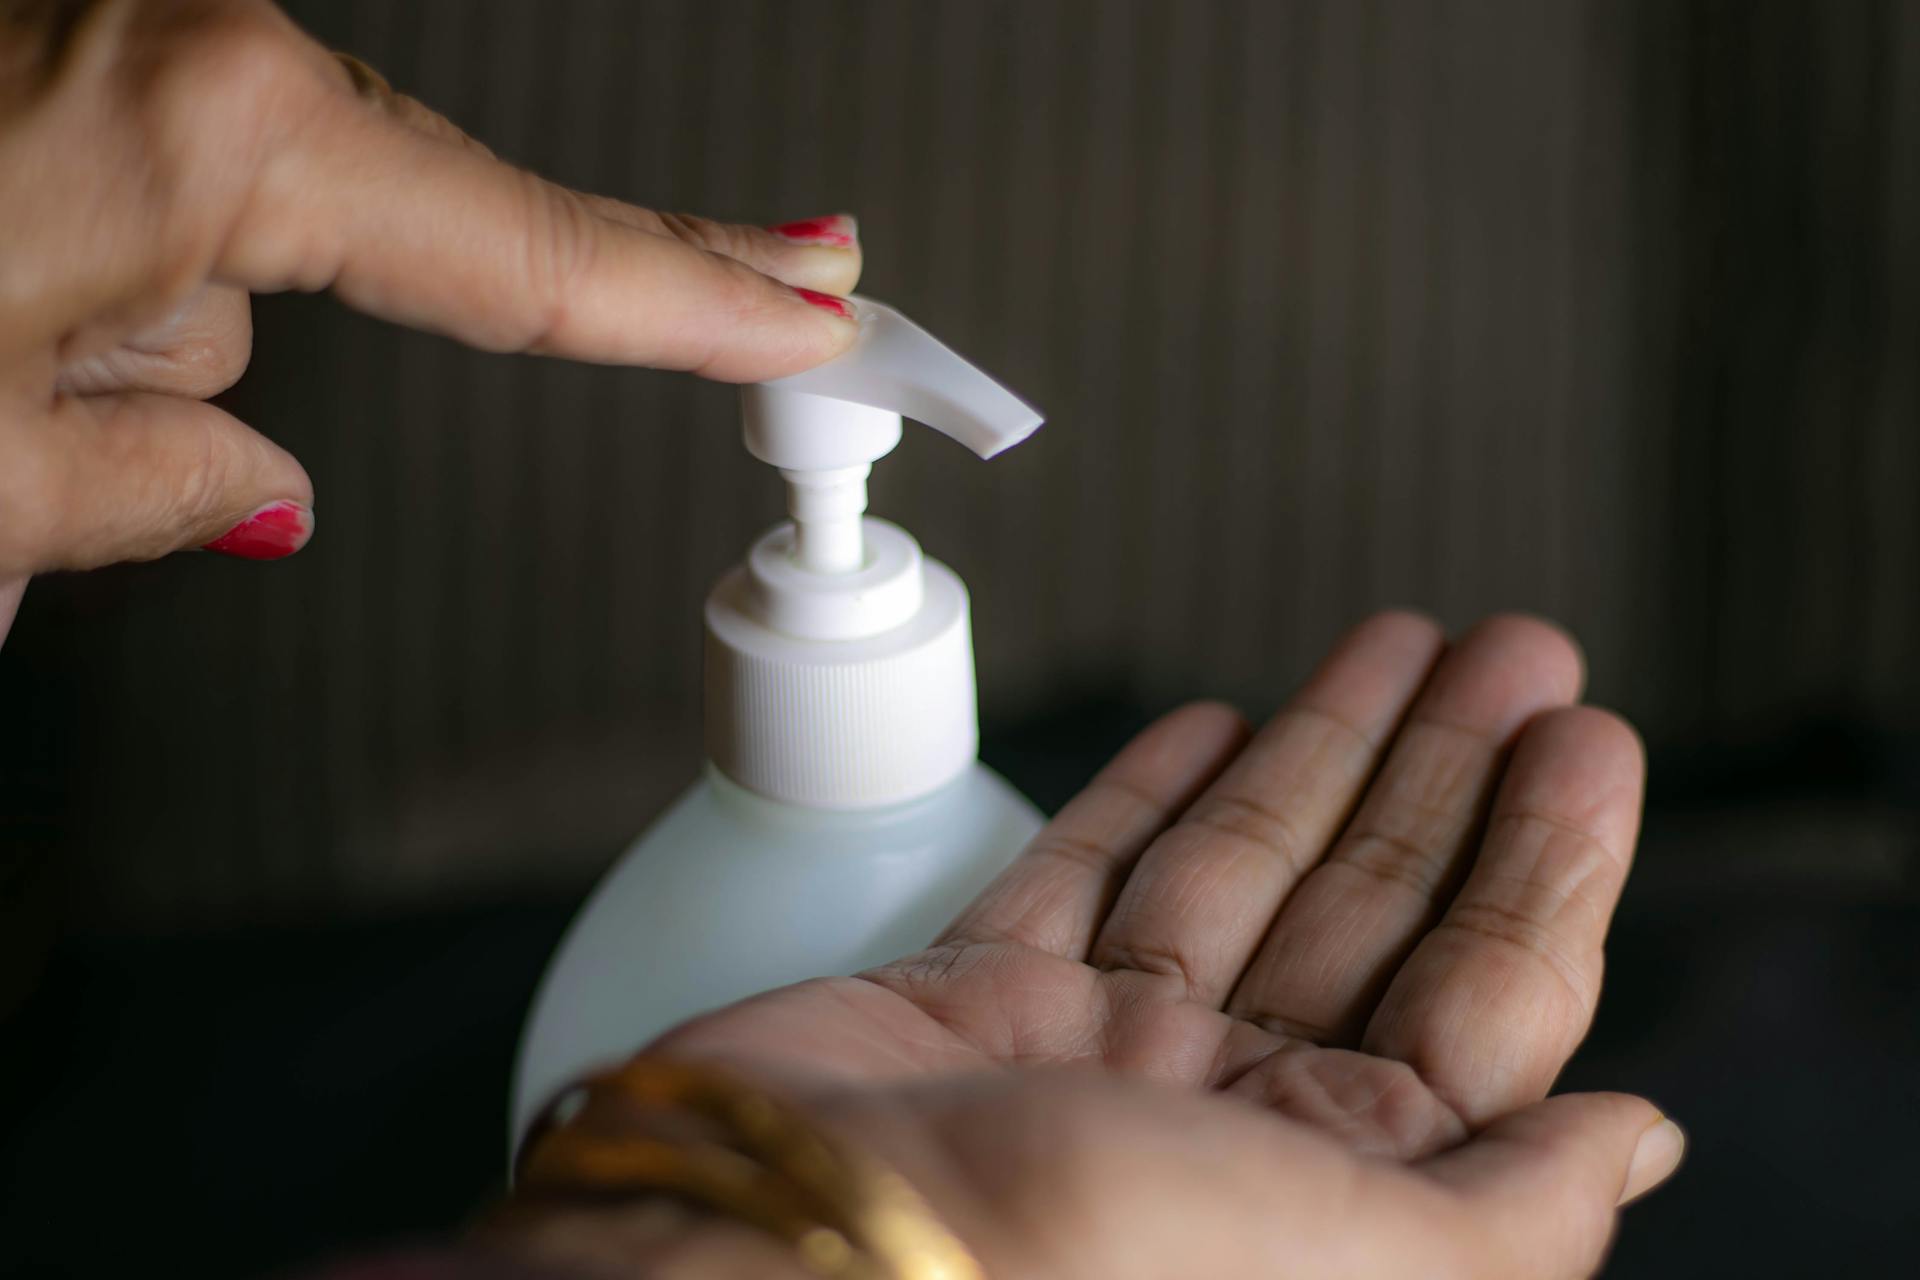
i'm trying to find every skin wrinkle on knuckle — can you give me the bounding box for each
[1049,784,1134,839]
[1274,1052,1461,1158]
[1401,715,1506,768]
[149,400,230,534]
[702,215,748,258]
[654,210,701,243]
[1078,768,1179,828]
[1368,1060,1468,1153]
[1285,701,1383,756]
[1023,832,1120,879]
[1437,903,1596,1010]
[955,866,1086,951]
[82,321,249,397]
[1492,808,1630,877]
[1260,1053,1354,1135]
[868,940,988,997]
[1482,826,1620,932]
[598,201,664,235]
[576,194,659,237]
[1177,802,1312,885]
[1484,829,1623,947]
[1095,934,1201,992]
[943,916,1039,953]
[661,210,758,264]
[514,177,598,353]
[1338,827,1454,899]
[1393,738,1496,810]
[1479,866,1606,943]
[1195,785,1298,843]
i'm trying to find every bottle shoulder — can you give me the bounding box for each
[626,762,1041,861]
[510,764,1042,1149]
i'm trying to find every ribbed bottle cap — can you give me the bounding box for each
[703,533,977,810]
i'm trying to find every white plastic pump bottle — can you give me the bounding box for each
[510,300,1047,1146]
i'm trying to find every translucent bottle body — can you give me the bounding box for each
[510,761,1043,1144]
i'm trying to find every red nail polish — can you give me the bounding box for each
[794,287,854,319]
[768,215,857,247]
[202,500,313,560]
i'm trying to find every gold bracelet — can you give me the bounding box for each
[503,1056,985,1280]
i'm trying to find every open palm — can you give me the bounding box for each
[651,612,1673,1277]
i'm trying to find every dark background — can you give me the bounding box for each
[3,0,1918,1275]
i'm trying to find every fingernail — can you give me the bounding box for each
[794,287,854,320]
[768,214,858,247]
[202,500,313,560]
[1619,1116,1686,1206]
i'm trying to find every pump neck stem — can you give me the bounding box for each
[780,464,870,575]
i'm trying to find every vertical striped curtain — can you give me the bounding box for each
[26,0,1918,925]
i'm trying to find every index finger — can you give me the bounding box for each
[226,99,855,381]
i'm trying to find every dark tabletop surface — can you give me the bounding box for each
[4,706,1917,1278]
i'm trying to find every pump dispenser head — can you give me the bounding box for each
[706,298,1041,809]
[741,299,1041,581]
[745,298,1042,463]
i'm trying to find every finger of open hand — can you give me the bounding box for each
[0,391,312,576]
[1088,611,1444,1005]
[1363,706,1646,1124]
[1227,614,1586,1043]
[940,702,1249,956]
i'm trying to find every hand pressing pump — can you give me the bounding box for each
[511,300,1046,1149]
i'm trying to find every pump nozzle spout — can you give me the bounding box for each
[741,298,1043,479]
[738,298,1042,581]
[752,298,1042,460]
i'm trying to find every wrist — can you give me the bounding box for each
[491,1056,989,1279]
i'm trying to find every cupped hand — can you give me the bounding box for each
[0,0,860,601]
[645,612,1679,1278]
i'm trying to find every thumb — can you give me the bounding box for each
[1420,1093,1685,1278]
[0,392,312,576]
